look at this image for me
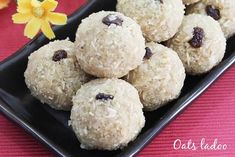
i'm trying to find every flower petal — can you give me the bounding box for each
[17,7,31,14]
[12,13,32,24]
[24,18,42,39]
[41,20,55,39]
[42,0,58,12]
[47,12,67,25]
[17,0,31,4]
[31,0,41,8]
[17,1,32,13]
[0,0,10,9]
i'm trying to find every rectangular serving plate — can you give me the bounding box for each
[0,0,235,157]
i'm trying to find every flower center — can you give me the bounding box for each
[32,7,45,18]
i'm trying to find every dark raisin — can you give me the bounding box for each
[206,5,221,20]
[188,27,205,48]
[144,47,153,60]
[96,93,114,101]
[157,0,163,3]
[102,14,123,26]
[52,50,67,62]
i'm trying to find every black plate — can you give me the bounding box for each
[0,0,235,157]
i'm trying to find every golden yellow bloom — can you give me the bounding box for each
[12,0,67,39]
[0,0,10,9]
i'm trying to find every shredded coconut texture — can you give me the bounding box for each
[75,11,145,78]
[116,0,185,42]
[167,14,226,75]
[24,40,91,111]
[183,0,201,5]
[186,0,235,38]
[127,43,185,111]
[70,79,145,150]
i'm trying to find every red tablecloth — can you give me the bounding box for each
[0,1,235,157]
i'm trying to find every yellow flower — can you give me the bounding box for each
[0,0,10,9]
[12,0,67,39]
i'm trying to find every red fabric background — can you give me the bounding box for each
[0,1,235,156]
